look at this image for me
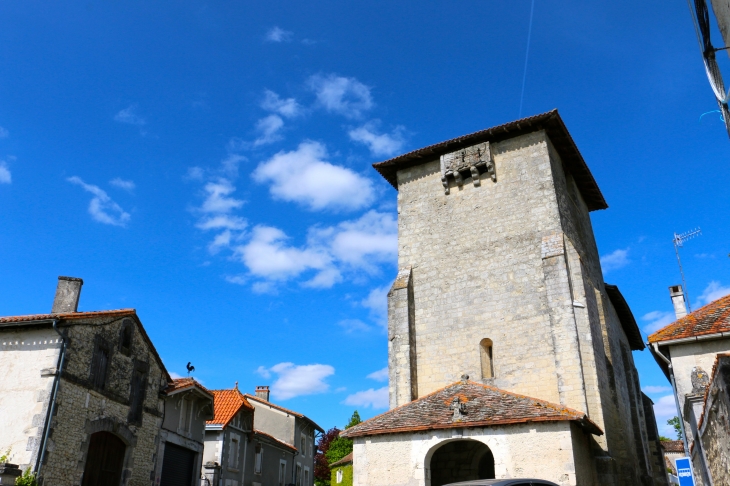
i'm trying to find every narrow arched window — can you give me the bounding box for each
[480,339,494,379]
[119,318,133,356]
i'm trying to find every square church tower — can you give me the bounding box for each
[343,111,667,486]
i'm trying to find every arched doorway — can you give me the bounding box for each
[81,431,126,486]
[428,440,494,486]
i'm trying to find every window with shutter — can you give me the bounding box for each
[119,319,133,356]
[90,338,111,390]
[254,443,262,474]
[127,361,148,424]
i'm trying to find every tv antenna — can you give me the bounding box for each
[673,228,702,312]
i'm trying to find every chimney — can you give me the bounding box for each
[669,285,688,320]
[52,276,84,313]
[255,386,270,401]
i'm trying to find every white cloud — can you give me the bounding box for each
[114,104,146,126]
[225,275,247,285]
[361,284,390,328]
[696,281,730,307]
[653,394,680,438]
[253,141,375,211]
[0,161,11,184]
[253,114,285,146]
[109,178,135,192]
[67,176,131,227]
[261,90,301,118]
[642,385,671,394]
[349,122,405,157]
[600,248,630,273]
[235,225,335,284]
[199,179,244,214]
[308,74,373,119]
[641,310,675,335]
[338,319,371,333]
[265,26,293,43]
[343,386,388,409]
[0,126,8,138]
[366,367,388,382]
[258,362,335,400]
[233,210,396,291]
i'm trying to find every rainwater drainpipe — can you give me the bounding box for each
[651,342,690,455]
[35,319,67,477]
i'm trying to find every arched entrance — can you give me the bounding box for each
[81,431,126,486]
[428,440,495,486]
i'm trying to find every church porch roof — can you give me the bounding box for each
[340,380,602,439]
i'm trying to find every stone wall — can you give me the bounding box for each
[0,326,61,469]
[697,355,730,485]
[351,422,594,486]
[40,315,167,486]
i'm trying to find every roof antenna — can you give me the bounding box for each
[673,228,702,312]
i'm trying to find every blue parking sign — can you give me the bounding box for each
[675,457,695,486]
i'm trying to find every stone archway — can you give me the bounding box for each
[428,440,495,486]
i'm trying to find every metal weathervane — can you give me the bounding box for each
[673,228,702,312]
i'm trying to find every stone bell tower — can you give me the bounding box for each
[374,110,661,485]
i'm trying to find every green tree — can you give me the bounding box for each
[15,469,37,486]
[668,416,683,440]
[325,411,362,465]
[658,435,671,442]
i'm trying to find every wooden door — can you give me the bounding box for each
[81,432,126,486]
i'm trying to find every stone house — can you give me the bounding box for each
[243,386,323,486]
[329,452,352,486]
[648,288,730,485]
[202,385,320,486]
[0,277,171,485]
[341,110,664,486]
[157,377,214,486]
[694,353,730,485]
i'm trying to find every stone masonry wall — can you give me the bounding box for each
[40,315,167,486]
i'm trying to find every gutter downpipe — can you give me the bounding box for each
[35,319,66,477]
[651,342,690,456]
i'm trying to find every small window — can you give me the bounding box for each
[90,338,111,390]
[119,318,133,356]
[128,361,149,424]
[480,338,494,379]
[304,467,309,486]
[229,437,239,469]
[336,469,343,484]
[300,434,306,456]
[295,463,302,486]
[279,460,287,486]
[254,443,263,474]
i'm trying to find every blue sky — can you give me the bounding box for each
[1,0,728,437]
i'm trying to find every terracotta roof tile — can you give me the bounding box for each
[207,387,254,427]
[165,378,214,398]
[660,440,684,453]
[371,109,607,211]
[0,309,137,324]
[648,294,730,343]
[340,381,602,438]
[254,429,297,453]
[329,452,353,467]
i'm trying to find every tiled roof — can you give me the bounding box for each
[648,294,730,344]
[329,452,353,467]
[340,381,602,438]
[165,378,214,399]
[661,440,684,453]
[207,387,254,427]
[371,109,607,211]
[254,429,297,453]
[244,393,324,432]
[0,309,136,324]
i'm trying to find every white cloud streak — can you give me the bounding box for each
[696,281,730,307]
[349,122,405,157]
[641,310,675,335]
[361,284,390,328]
[109,178,135,192]
[261,90,302,118]
[308,74,373,119]
[253,141,375,211]
[265,27,293,43]
[343,386,388,409]
[366,367,388,382]
[67,176,131,227]
[642,385,671,394]
[337,319,372,333]
[114,104,146,126]
[0,161,11,184]
[253,114,285,146]
[0,126,8,138]
[258,362,335,400]
[653,394,680,438]
[600,248,630,273]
